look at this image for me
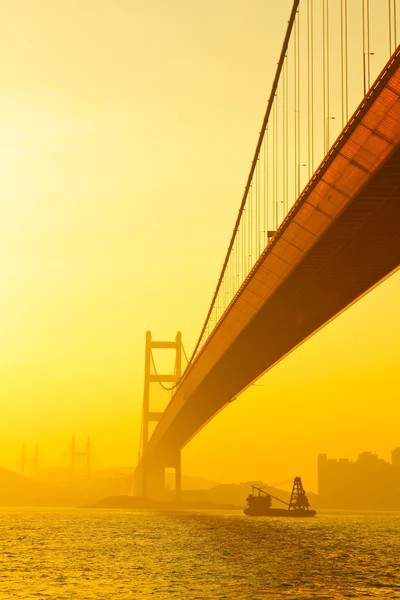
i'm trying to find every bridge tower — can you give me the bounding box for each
[138,330,182,500]
[70,436,91,479]
[21,444,39,476]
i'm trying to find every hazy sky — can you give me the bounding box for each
[1,0,400,491]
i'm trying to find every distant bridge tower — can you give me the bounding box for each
[138,330,182,500]
[21,444,38,476]
[70,436,91,479]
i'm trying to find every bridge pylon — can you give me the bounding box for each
[21,444,39,477]
[70,436,91,479]
[136,330,182,500]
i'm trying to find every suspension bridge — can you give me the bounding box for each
[136,0,400,499]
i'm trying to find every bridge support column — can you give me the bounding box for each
[136,330,183,500]
[133,463,142,497]
[134,459,166,500]
[145,463,166,500]
[71,436,91,479]
[21,444,39,476]
[141,331,182,456]
[175,452,181,502]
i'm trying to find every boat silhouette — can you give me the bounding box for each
[244,477,316,517]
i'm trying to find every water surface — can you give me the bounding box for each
[0,508,399,599]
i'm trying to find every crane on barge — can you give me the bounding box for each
[244,477,316,517]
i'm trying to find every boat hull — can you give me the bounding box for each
[244,507,316,517]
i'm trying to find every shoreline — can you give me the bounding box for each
[80,495,242,510]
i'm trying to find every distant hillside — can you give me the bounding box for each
[166,473,218,490]
[86,480,319,511]
[179,481,319,509]
[33,466,135,483]
[0,467,77,506]
[85,495,239,510]
[35,467,217,491]
[1,465,319,510]
[0,466,133,507]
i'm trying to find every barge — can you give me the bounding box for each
[244,476,316,517]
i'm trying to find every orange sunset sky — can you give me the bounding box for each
[1,0,400,491]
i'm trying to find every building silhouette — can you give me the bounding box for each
[318,449,400,509]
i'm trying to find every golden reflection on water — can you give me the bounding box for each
[0,509,399,599]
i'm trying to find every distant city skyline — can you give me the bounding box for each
[318,448,400,509]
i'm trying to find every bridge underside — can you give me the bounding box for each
[161,145,400,454]
[142,52,400,471]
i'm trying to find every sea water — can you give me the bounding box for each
[0,508,399,599]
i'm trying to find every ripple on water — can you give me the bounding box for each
[0,509,399,599]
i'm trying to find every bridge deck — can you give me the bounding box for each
[145,49,400,465]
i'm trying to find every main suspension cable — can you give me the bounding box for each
[187,0,300,365]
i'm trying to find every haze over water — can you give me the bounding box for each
[2,1,400,597]
[1,508,399,599]
[3,0,400,491]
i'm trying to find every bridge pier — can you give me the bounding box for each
[144,463,166,500]
[134,451,182,502]
[162,451,182,502]
[134,459,165,499]
[134,452,181,502]
[175,452,181,502]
